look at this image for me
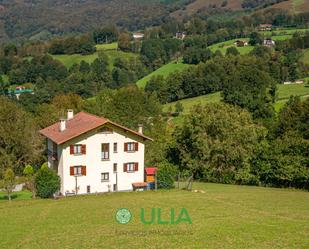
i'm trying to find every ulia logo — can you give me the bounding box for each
[141,208,192,225]
[115,208,132,224]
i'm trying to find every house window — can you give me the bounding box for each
[101,143,110,160]
[74,166,82,175]
[99,127,113,133]
[74,145,82,154]
[70,144,86,155]
[113,143,118,153]
[113,163,117,172]
[124,162,138,173]
[101,173,109,182]
[70,166,86,176]
[124,142,138,152]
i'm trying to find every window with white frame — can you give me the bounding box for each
[127,163,135,172]
[113,143,117,153]
[74,166,82,176]
[127,142,135,152]
[101,173,109,182]
[74,145,82,154]
[101,143,109,160]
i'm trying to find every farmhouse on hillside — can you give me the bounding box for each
[132,32,144,39]
[234,40,248,47]
[258,24,272,31]
[39,110,152,196]
[263,38,275,47]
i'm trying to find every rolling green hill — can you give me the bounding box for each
[164,83,309,115]
[52,43,138,69]
[136,61,190,88]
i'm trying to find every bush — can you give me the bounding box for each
[35,165,60,198]
[157,162,178,189]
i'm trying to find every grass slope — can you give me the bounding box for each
[164,84,309,114]
[136,61,190,88]
[52,43,138,69]
[209,38,254,55]
[0,183,308,249]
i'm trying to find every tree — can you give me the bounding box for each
[171,103,266,183]
[4,168,16,201]
[226,47,240,56]
[23,164,36,198]
[222,62,276,119]
[249,32,263,46]
[157,162,178,189]
[175,102,184,114]
[118,32,131,52]
[0,97,43,177]
[35,164,60,198]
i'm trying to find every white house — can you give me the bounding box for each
[39,110,152,195]
[132,32,144,39]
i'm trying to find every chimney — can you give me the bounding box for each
[138,124,143,134]
[67,109,74,120]
[60,118,66,132]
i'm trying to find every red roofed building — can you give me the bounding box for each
[40,110,152,195]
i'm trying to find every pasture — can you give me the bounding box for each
[164,83,309,115]
[0,183,308,249]
[52,43,138,69]
[136,61,190,88]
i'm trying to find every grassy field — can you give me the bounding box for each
[209,38,254,55]
[301,49,309,64]
[52,43,138,69]
[136,61,190,88]
[0,183,308,249]
[164,84,309,114]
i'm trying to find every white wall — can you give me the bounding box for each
[52,125,145,195]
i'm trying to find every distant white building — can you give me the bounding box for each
[133,32,144,39]
[175,32,186,40]
[263,38,275,47]
[40,110,152,195]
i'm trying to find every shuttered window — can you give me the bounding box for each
[124,142,138,152]
[70,144,86,155]
[123,162,138,172]
[70,166,86,176]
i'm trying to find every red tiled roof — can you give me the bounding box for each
[145,168,157,175]
[39,112,152,144]
[132,182,148,187]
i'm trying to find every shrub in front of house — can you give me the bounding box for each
[157,162,178,189]
[35,165,60,198]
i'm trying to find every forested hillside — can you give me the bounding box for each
[0,0,189,43]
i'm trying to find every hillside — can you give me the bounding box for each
[136,29,308,88]
[0,0,188,43]
[164,83,309,114]
[52,43,138,69]
[170,0,309,18]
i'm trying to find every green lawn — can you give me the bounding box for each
[136,61,190,88]
[52,43,137,69]
[0,190,32,201]
[0,183,308,248]
[164,84,309,116]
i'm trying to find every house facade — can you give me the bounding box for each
[40,111,152,195]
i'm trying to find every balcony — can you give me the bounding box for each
[48,150,58,161]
